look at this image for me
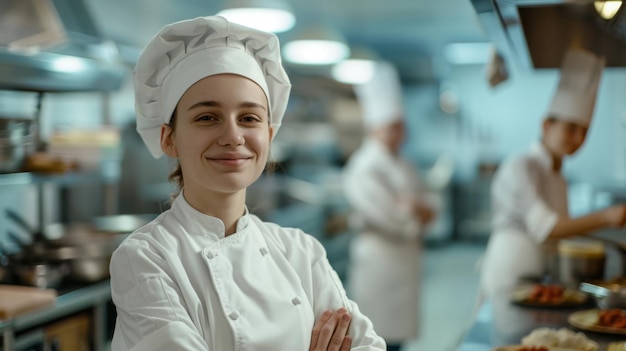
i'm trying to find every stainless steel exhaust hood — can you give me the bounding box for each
[0,0,128,92]
[470,0,626,69]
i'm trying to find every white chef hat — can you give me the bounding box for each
[353,61,405,129]
[133,16,291,158]
[546,48,605,127]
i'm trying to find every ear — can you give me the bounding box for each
[160,124,178,157]
[269,125,275,142]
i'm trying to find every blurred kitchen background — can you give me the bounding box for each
[1,0,626,350]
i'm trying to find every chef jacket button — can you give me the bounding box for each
[229,311,240,320]
[259,247,269,256]
[206,250,217,259]
[292,297,301,306]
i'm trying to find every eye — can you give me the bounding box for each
[240,114,262,123]
[195,114,217,122]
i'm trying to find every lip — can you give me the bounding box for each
[206,154,252,167]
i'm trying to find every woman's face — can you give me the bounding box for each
[542,118,588,157]
[161,74,273,196]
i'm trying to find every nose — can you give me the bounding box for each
[218,120,244,146]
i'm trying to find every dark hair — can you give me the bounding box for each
[166,109,184,201]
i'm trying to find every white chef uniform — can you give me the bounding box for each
[479,48,606,297]
[118,15,385,351]
[110,192,385,350]
[343,62,433,342]
[480,141,569,295]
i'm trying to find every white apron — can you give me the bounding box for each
[480,142,569,297]
[348,233,420,342]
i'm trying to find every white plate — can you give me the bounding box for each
[511,285,588,308]
[568,309,626,335]
[491,345,585,351]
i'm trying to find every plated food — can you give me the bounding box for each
[492,327,599,351]
[568,309,626,335]
[492,346,549,351]
[511,284,588,308]
[520,328,598,351]
[606,342,626,351]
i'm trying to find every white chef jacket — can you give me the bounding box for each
[109,191,385,351]
[480,142,569,297]
[343,138,433,342]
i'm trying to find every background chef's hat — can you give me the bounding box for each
[133,16,291,158]
[354,61,405,129]
[546,48,605,127]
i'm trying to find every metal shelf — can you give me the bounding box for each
[0,170,119,187]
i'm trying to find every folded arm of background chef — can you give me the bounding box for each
[343,140,438,242]
[109,199,385,351]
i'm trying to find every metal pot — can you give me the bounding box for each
[13,262,69,289]
[558,239,606,287]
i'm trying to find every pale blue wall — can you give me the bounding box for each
[403,64,626,187]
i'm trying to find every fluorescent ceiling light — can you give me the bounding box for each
[444,42,493,65]
[283,25,350,65]
[217,0,296,33]
[284,40,350,65]
[217,8,295,33]
[331,59,377,84]
[594,1,622,20]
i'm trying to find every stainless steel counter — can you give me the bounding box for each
[460,228,626,351]
[459,295,626,351]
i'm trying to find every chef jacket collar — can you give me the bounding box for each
[172,190,251,239]
[529,141,556,173]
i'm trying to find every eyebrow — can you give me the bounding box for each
[187,101,267,111]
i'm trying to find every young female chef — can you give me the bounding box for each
[480,48,626,298]
[108,16,385,351]
[342,61,437,351]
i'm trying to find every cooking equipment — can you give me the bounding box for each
[13,262,69,289]
[5,209,128,283]
[558,239,606,286]
[580,280,626,309]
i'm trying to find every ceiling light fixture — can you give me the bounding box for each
[594,1,622,20]
[216,0,296,33]
[331,47,379,84]
[283,25,350,65]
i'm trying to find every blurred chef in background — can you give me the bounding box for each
[342,61,438,351]
[480,48,626,299]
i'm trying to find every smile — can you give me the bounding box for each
[206,156,252,167]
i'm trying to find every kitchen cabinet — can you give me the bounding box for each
[45,313,91,351]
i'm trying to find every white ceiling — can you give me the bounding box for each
[85,0,487,82]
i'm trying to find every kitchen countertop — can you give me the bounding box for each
[459,294,626,351]
[460,228,626,351]
[0,279,111,333]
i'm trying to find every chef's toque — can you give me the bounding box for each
[133,16,291,158]
[354,61,405,129]
[547,48,605,127]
